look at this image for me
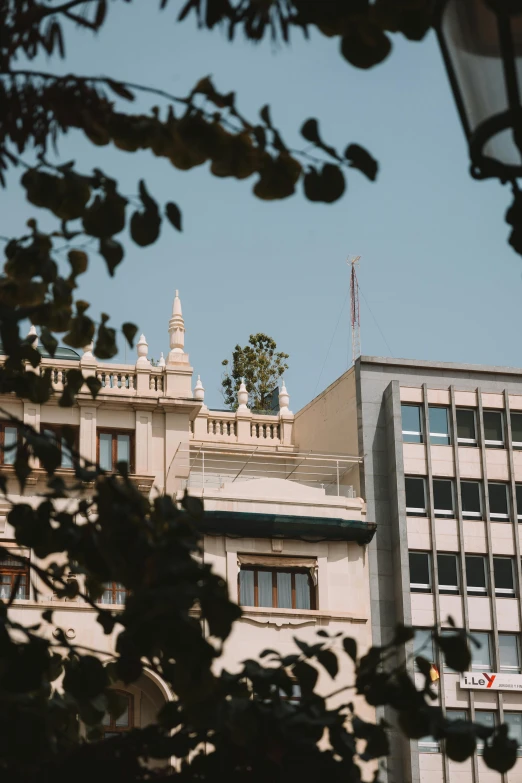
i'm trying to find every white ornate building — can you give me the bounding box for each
[0,291,375,746]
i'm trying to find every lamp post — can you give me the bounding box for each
[434,0,522,252]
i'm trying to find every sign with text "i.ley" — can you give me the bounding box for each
[460,672,522,691]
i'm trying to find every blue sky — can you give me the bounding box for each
[3,4,520,411]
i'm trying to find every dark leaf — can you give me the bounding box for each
[483,726,518,773]
[301,118,320,144]
[303,164,345,203]
[394,623,415,645]
[85,373,102,400]
[99,238,124,277]
[343,637,357,662]
[293,661,318,694]
[97,611,116,635]
[130,208,161,247]
[340,26,392,70]
[122,322,138,349]
[260,105,272,127]
[165,202,183,232]
[40,326,58,358]
[106,79,135,101]
[317,649,338,679]
[68,249,88,277]
[435,631,471,673]
[344,143,378,181]
[182,493,204,519]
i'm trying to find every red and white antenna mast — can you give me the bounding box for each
[348,255,361,367]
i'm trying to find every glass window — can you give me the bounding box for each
[2,424,18,466]
[238,567,315,610]
[100,582,128,605]
[516,484,522,521]
[471,632,492,671]
[488,483,510,521]
[409,552,431,593]
[456,408,477,446]
[466,555,488,595]
[511,412,522,449]
[98,430,134,473]
[99,432,112,471]
[446,709,468,722]
[499,634,520,672]
[405,477,427,516]
[461,481,483,519]
[418,736,440,753]
[402,404,423,443]
[493,557,515,597]
[413,628,435,664]
[504,713,522,755]
[433,479,454,517]
[429,406,451,445]
[0,553,29,600]
[483,410,504,447]
[475,711,496,754]
[102,691,133,737]
[437,553,459,594]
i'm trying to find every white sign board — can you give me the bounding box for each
[460,672,522,691]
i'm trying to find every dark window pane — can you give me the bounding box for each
[405,477,426,514]
[483,410,503,444]
[466,556,487,593]
[409,552,430,591]
[3,426,17,466]
[461,481,482,517]
[494,558,515,594]
[471,633,492,671]
[429,407,450,445]
[511,413,522,445]
[499,635,520,671]
[433,480,454,516]
[456,409,476,442]
[489,483,509,519]
[402,405,423,443]
[517,485,522,520]
[437,554,459,593]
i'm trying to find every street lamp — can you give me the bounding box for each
[434,0,522,252]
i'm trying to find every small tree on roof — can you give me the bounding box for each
[221,333,289,411]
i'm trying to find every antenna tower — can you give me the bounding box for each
[349,255,361,367]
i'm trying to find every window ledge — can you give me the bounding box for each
[240,606,367,625]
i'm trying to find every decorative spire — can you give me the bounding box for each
[158,352,166,368]
[194,375,205,402]
[279,379,291,414]
[167,289,185,363]
[27,324,38,349]
[237,378,249,411]
[136,333,151,368]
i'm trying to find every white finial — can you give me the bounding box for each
[168,289,185,363]
[279,379,291,414]
[136,333,151,368]
[80,341,95,366]
[237,378,249,411]
[158,352,166,368]
[27,324,38,349]
[194,374,205,402]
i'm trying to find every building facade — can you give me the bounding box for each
[296,356,522,783]
[0,293,376,751]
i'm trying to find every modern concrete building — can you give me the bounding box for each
[296,356,522,783]
[0,293,376,754]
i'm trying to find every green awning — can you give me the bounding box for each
[199,511,376,545]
